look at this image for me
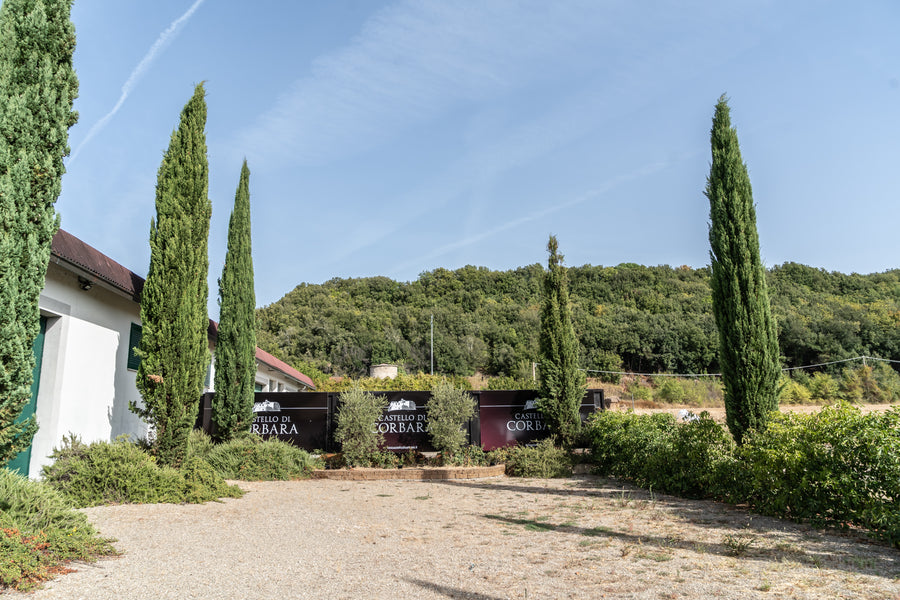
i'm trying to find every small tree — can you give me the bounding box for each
[134,84,212,467]
[706,95,780,444]
[426,379,475,458]
[334,387,388,466]
[536,235,586,447]
[0,0,78,467]
[212,160,256,442]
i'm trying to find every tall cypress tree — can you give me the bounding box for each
[706,95,780,444]
[0,0,78,467]
[536,235,585,447]
[212,160,256,442]
[133,84,211,467]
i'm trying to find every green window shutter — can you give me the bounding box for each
[127,323,142,370]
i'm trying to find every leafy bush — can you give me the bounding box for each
[587,404,900,546]
[485,375,537,390]
[204,434,318,480]
[319,373,472,392]
[807,372,839,401]
[334,387,389,466]
[779,377,812,404]
[0,469,115,591]
[490,438,572,478]
[41,435,242,507]
[426,380,475,457]
[737,403,900,546]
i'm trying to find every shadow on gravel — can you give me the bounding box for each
[403,577,509,600]
[480,510,900,581]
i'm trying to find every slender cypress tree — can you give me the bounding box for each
[212,160,257,441]
[0,0,78,467]
[133,84,211,467]
[706,95,780,444]
[536,235,585,447]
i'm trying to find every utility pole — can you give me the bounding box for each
[430,314,434,376]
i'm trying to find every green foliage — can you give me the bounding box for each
[489,438,573,478]
[334,387,388,466]
[736,404,900,546]
[0,468,114,591]
[134,84,212,467]
[201,433,317,480]
[585,405,900,546]
[586,411,736,498]
[213,160,257,442]
[256,254,900,389]
[537,236,586,448]
[426,380,475,457]
[779,377,813,404]
[485,375,538,390]
[40,435,242,508]
[705,95,780,444]
[807,372,839,401]
[318,372,472,392]
[839,364,900,404]
[0,0,78,467]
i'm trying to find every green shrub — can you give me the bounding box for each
[654,377,686,403]
[205,434,318,480]
[779,377,812,404]
[585,411,736,498]
[334,386,389,466]
[0,469,115,591]
[490,438,572,478]
[426,380,475,457]
[807,372,839,401]
[41,435,242,507]
[485,375,537,391]
[737,403,900,546]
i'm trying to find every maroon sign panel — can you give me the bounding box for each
[477,390,600,450]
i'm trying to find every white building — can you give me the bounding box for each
[10,229,313,477]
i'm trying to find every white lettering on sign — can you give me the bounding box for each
[251,422,299,435]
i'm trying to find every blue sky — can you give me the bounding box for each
[49,1,900,315]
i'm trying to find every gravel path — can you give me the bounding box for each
[13,476,900,599]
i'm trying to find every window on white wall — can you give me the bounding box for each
[127,323,142,370]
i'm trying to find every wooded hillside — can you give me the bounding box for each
[255,262,900,380]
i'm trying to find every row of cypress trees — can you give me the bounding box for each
[0,0,257,470]
[134,84,258,467]
[537,95,780,446]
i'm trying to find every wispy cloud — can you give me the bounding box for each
[68,0,206,165]
[235,0,603,168]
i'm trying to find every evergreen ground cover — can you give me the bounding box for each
[0,468,115,591]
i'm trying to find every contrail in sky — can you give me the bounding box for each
[68,0,206,165]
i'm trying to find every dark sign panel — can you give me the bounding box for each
[477,390,601,450]
[250,392,330,451]
[373,391,434,452]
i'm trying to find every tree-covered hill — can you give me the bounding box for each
[255,262,900,380]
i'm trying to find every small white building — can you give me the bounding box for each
[11,229,313,477]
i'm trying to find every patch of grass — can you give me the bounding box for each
[723,533,756,556]
[635,550,673,562]
[583,526,611,537]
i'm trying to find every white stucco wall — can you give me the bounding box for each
[30,263,149,476]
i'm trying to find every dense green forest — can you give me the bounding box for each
[255,262,900,382]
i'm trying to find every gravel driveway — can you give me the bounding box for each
[13,476,900,599]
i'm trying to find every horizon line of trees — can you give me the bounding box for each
[255,260,900,385]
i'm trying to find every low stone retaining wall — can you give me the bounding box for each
[312,464,506,481]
